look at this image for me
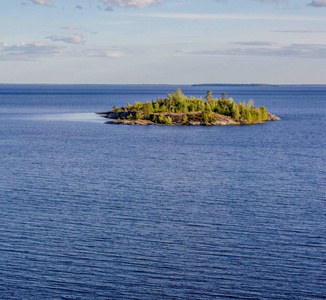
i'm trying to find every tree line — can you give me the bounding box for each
[112,89,269,124]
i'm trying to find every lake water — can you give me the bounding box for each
[0,84,325,299]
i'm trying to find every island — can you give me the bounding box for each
[98,89,280,126]
[192,83,279,87]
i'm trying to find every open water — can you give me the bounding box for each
[0,84,325,299]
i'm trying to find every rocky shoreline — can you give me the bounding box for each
[97,111,280,126]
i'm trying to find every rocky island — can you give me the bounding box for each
[98,89,280,126]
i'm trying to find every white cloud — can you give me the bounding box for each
[90,48,131,58]
[47,34,85,44]
[31,0,53,6]
[307,0,326,7]
[0,42,67,60]
[105,50,130,58]
[99,0,164,9]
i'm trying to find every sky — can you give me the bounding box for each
[0,0,326,84]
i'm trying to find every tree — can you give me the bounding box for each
[161,104,167,112]
[135,112,143,120]
[231,103,240,120]
[158,114,166,124]
[247,99,255,109]
[258,106,268,120]
[174,89,184,101]
[206,91,213,101]
[154,102,160,113]
[127,113,134,120]
[143,101,153,118]
[166,116,172,125]
[197,101,205,111]
[205,102,212,112]
[182,114,188,124]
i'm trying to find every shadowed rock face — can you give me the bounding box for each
[97,110,280,126]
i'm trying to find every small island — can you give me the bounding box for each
[98,89,280,126]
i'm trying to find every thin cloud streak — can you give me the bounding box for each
[47,35,85,44]
[99,0,164,9]
[231,41,279,46]
[177,43,326,59]
[274,30,326,33]
[0,41,131,60]
[136,13,326,22]
[89,49,131,58]
[0,42,68,60]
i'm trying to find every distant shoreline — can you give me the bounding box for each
[192,84,279,87]
[0,83,326,87]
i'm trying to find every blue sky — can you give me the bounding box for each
[1,0,326,84]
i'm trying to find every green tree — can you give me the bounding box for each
[154,102,160,113]
[197,101,205,111]
[205,102,212,112]
[161,104,167,112]
[231,104,240,120]
[158,113,166,124]
[247,99,255,109]
[143,101,153,118]
[206,91,214,101]
[258,106,268,120]
[151,114,157,123]
[135,112,143,120]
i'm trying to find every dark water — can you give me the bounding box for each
[0,84,325,299]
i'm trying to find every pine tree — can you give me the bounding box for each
[206,91,213,101]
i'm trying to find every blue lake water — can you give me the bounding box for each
[0,84,325,299]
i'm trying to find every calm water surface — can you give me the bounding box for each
[0,84,325,299]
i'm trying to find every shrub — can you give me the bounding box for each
[166,116,172,125]
[127,113,134,120]
[135,112,143,120]
[158,113,166,124]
